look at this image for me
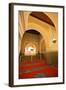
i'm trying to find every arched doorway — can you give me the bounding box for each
[20,29,46,62]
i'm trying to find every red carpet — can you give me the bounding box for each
[19,59,58,79]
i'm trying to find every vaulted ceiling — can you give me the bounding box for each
[30,12,55,27]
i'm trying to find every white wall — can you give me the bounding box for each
[0,0,66,90]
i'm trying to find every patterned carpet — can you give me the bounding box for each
[19,59,58,79]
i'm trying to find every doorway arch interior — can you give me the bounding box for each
[20,29,46,61]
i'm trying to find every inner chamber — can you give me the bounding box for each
[19,11,58,79]
[20,29,46,61]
